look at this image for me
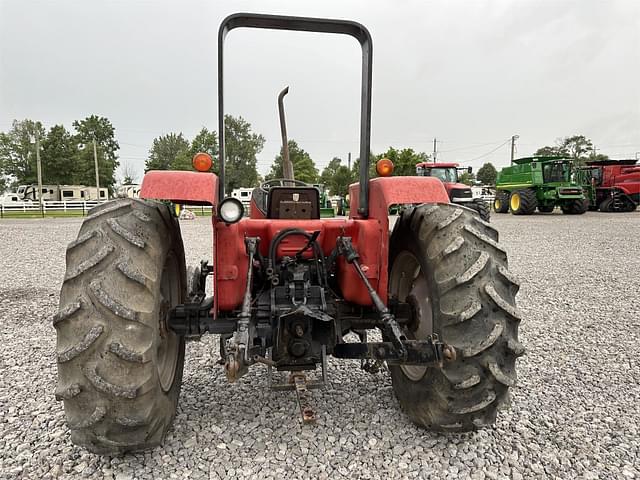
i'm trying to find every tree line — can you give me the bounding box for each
[0,116,119,194]
[1,116,614,197]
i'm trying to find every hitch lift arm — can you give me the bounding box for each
[336,236,456,367]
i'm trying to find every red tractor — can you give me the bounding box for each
[415,162,491,221]
[54,13,522,454]
[578,159,640,212]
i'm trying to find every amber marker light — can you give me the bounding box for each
[192,152,213,172]
[376,158,394,177]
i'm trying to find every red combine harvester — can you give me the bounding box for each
[579,159,640,212]
[415,162,490,221]
[54,13,522,454]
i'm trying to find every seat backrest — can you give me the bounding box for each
[266,187,320,219]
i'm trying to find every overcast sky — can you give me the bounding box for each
[1,0,638,182]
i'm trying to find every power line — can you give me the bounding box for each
[438,141,505,154]
[460,138,512,163]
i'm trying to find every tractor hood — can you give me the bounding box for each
[447,183,474,202]
[446,182,471,192]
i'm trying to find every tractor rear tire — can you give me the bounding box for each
[537,205,555,213]
[54,198,187,454]
[509,189,537,215]
[561,199,588,215]
[467,199,491,222]
[388,204,523,431]
[493,193,509,213]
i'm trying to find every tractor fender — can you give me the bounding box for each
[349,176,449,226]
[140,170,219,205]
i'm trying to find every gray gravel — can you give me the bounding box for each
[1,211,639,479]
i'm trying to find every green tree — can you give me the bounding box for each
[119,161,137,185]
[145,132,190,171]
[351,153,378,181]
[0,119,45,184]
[534,135,606,166]
[329,165,355,197]
[173,127,219,171]
[534,145,564,157]
[562,135,594,163]
[224,115,264,190]
[41,125,77,184]
[73,115,120,189]
[376,147,430,177]
[476,162,498,185]
[459,171,476,185]
[320,157,342,186]
[320,157,355,197]
[267,140,318,184]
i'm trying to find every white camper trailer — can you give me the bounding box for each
[16,184,108,202]
[116,184,141,199]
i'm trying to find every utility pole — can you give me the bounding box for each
[348,152,351,170]
[93,137,100,201]
[510,135,519,165]
[35,131,43,216]
[433,138,437,163]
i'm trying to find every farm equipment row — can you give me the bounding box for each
[493,156,639,215]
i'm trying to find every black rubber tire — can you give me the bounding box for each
[537,205,555,213]
[54,198,187,454]
[493,193,509,213]
[598,198,613,212]
[388,203,523,431]
[466,199,491,222]
[561,199,588,215]
[509,189,537,215]
[599,196,637,213]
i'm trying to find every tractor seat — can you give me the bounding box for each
[253,179,320,219]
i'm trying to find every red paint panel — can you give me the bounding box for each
[140,170,218,206]
[214,218,383,311]
[348,176,449,302]
[349,176,449,225]
[249,197,267,219]
[214,177,448,314]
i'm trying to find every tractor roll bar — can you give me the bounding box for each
[218,13,373,217]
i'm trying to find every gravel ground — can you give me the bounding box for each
[0,211,639,479]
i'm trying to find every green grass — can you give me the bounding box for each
[0,210,88,219]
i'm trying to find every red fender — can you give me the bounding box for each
[349,176,450,227]
[140,170,219,205]
[343,176,450,307]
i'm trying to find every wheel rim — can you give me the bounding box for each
[389,250,433,381]
[510,193,520,211]
[494,198,501,210]
[157,252,181,392]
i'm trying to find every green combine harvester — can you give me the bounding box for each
[494,156,587,215]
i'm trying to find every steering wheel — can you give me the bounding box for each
[260,178,309,193]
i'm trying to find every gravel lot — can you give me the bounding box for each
[1,211,639,479]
